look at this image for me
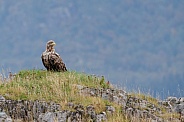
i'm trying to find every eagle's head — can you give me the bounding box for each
[46,40,56,52]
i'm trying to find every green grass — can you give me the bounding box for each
[0,70,109,101]
[0,70,128,121]
[0,69,179,121]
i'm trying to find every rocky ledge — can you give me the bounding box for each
[0,85,184,122]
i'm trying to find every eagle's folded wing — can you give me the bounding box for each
[49,53,67,72]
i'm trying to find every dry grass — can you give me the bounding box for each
[0,70,126,121]
[0,70,108,101]
[0,69,178,121]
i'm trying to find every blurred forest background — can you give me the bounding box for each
[0,0,184,98]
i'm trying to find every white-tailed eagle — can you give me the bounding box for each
[41,40,67,72]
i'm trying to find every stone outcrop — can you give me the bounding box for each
[0,85,183,122]
[76,85,184,122]
[0,95,108,122]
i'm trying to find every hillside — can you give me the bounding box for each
[0,70,183,121]
[0,0,184,98]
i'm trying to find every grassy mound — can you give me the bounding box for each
[0,70,180,121]
[0,70,109,101]
[0,70,128,121]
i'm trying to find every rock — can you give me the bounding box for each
[106,105,115,114]
[48,102,61,112]
[174,104,184,114]
[139,100,147,109]
[67,102,74,108]
[5,117,12,122]
[112,95,120,104]
[178,97,184,103]
[0,86,183,122]
[76,85,84,90]
[0,95,5,103]
[74,104,84,111]
[68,110,83,122]
[125,107,134,118]
[55,110,70,122]
[0,112,8,118]
[86,105,96,120]
[149,113,157,120]
[38,112,55,122]
[90,90,95,96]
[96,112,107,122]
[101,93,109,100]
[0,112,12,122]
[167,97,177,103]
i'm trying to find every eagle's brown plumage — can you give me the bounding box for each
[41,40,67,72]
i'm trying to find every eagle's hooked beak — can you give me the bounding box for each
[51,42,56,46]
